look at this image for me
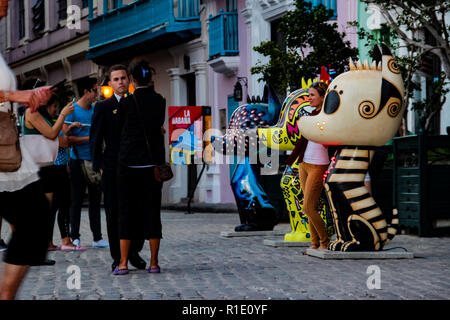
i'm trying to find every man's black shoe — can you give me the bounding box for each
[31,259,56,266]
[129,253,146,270]
[111,260,120,272]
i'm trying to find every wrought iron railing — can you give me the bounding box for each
[87,0,200,51]
[208,9,239,59]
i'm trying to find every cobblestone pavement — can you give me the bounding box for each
[1,209,449,300]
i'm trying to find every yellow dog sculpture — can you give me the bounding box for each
[258,85,334,242]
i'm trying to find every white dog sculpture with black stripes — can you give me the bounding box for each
[299,44,405,251]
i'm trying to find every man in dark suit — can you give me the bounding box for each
[90,65,146,272]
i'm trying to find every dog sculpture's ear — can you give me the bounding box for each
[262,85,268,103]
[267,84,282,120]
[372,44,382,65]
[381,43,393,55]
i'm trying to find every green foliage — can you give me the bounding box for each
[357,0,450,133]
[412,72,449,133]
[251,0,358,95]
[354,21,418,101]
[363,0,450,51]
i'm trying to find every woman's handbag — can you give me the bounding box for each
[0,102,22,172]
[21,134,58,167]
[132,94,173,182]
[20,109,59,167]
[154,162,174,182]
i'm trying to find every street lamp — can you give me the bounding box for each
[101,85,113,99]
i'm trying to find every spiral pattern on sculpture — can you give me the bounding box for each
[358,100,377,119]
[387,58,400,74]
[387,101,401,118]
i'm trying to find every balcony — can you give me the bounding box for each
[311,0,337,19]
[207,9,239,77]
[87,0,201,63]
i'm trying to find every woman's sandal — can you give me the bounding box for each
[61,245,86,251]
[147,265,161,273]
[318,240,330,250]
[113,266,129,275]
[302,244,320,255]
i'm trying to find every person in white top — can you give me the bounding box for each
[0,0,55,300]
[299,81,331,250]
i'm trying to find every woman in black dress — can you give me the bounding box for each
[115,60,166,275]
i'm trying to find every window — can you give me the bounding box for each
[271,18,284,46]
[19,0,25,39]
[58,0,67,21]
[226,0,237,12]
[82,0,89,9]
[32,0,45,34]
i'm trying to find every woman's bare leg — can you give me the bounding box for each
[149,239,160,269]
[119,239,131,270]
[61,237,74,246]
[0,263,29,300]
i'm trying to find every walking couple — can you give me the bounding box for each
[91,60,167,274]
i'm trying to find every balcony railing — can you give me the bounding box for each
[208,9,239,60]
[89,0,200,20]
[176,0,200,20]
[87,0,201,61]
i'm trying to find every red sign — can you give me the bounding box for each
[168,106,204,140]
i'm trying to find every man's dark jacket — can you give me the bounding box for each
[90,95,121,172]
[117,86,166,168]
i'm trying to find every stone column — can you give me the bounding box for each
[22,0,31,44]
[167,68,186,204]
[6,5,12,50]
[44,0,51,34]
[193,63,221,203]
[167,68,181,106]
[192,62,208,106]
